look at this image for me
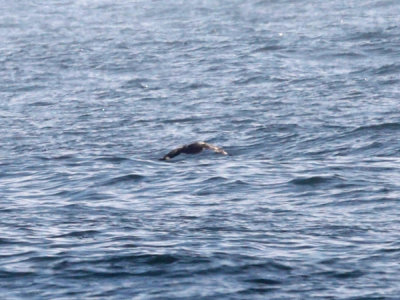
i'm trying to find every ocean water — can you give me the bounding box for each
[1,0,400,298]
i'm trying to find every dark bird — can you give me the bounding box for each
[160,141,228,160]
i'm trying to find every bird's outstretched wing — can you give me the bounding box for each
[160,146,184,160]
[160,142,228,161]
[200,142,228,155]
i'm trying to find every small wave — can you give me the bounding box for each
[62,130,87,136]
[162,116,211,124]
[380,241,400,253]
[22,255,60,263]
[200,176,228,184]
[15,85,46,92]
[290,175,341,186]
[121,78,149,89]
[373,63,400,75]
[96,156,129,163]
[317,51,365,60]
[194,179,250,196]
[0,237,16,245]
[182,82,212,90]
[351,122,400,133]
[233,75,269,86]
[332,51,365,59]
[351,64,400,77]
[102,174,145,186]
[0,270,35,279]
[355,141,383,151]
[239,287,279,294]
[348,30,389,41]
[253,45,284,53]
[29,101,54,107]
[380,78,400,85]
[251,123,300,134]
[195,260,292,276]
[99,253,179,266]
[52,154,76,160]
[52,230,100,239]
[331,269,364,279]
[245,278,282,285]
[162,117,197,124]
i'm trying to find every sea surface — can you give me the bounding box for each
[1,0,400,299]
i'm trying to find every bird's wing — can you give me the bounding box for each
[160,146,184,160]
[202,143,228,155]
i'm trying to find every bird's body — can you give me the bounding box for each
[160,142,228,160]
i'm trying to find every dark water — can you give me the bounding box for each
[1,0,400,298]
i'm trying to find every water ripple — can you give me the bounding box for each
[1,0,400,299]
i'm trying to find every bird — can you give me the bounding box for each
[160,141,228,160]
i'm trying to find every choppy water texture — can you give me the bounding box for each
[1,0,400,299]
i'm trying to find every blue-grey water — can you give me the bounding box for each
[1,0,400,299]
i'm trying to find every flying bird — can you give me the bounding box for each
[160,141,228,160]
